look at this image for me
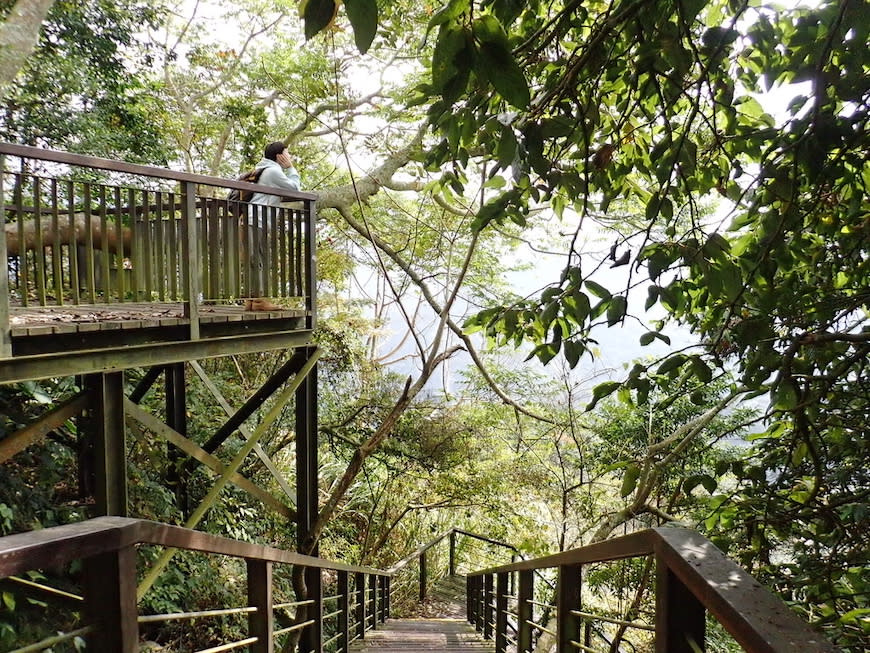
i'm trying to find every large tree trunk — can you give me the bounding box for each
[5,216,132,256]
[0,0,55,97]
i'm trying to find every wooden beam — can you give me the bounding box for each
[84,372,127,516]
[0,330,314,384]
[124,400,294,519]
[190,360,296,505]
[136,348,321,599]
[0,392,89,463]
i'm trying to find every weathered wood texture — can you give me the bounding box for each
[349,619,495,653]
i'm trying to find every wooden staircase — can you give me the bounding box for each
[350,575,495,653]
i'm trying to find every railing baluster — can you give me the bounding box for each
[247,559,274,653]
[50,179,63,305]
[557,564,581,653]
[14,173,27,307]
[155,191,166,301]
[68,180,80,304]
[32,177,47,305]
[0,158,10,357]
[99,185,111,301]
[113,186,125,302]
[181,181,201,339]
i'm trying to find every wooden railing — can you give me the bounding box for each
[0,142,317,338]
[386,527,520,614]
[0,517,388,653]
[466,527,840,653]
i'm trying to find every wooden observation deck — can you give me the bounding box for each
[0,142,318,384]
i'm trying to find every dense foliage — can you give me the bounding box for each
[0,0,866,649]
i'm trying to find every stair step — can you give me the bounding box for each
[348,618,495,652]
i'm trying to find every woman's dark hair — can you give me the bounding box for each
[264,141,287,160]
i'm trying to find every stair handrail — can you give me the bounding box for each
[387,527,519,574]
[0,516,391,652]
[466,526,840,653]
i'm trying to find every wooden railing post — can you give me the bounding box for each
[517,569,534,653]
[495,571,509,653]
[82,545,138,652]
[483,573,494,639]
[466,575,474,625]
[247,559,274,653]
[369,572,378,630]
[656,555,705,653]
[557,564,582,653]
[180,181,200,339]
[355,571,366,640]
[449,530,456,575]
[419,549,427,603]
[385,575,391,619]
[301,566,323,653]
[338,570,350,653]
[379,574,388,622]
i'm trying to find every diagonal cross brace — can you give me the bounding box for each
[136,348,321,600]
[189,360,297,505]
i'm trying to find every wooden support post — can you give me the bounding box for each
[338,571,350,652]
[83,545,138,652]
[355,572,366,641]
[295,349,318,552]
[466,576,474,625]
[165,362,188,514]
[483,573,494,639]
[384,575,391,620]
[449,530,456,576]
[248,559,274,653]
[295,347,321,651]
[419,549,427,603]
[379,575,387,622]
[517,569,533,653]
[83,372,127,516]
[656,556,706,653]
[475,575,484,632]
[557,564,582,653]
[0,155,11,359]
[181,181,200,339]
[368,572,378,630]
[495,572,509,653]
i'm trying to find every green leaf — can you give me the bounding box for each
[303,0,336,40]
[585,280,611,299]
[427,0,469,31]
[772,381,798,410]
[345,0,378,54]
[585,381,621,411]
[606,295,627,326]
[471,19,530,109]
[621,464,641,497]
[2,591,14,611]
[564,340,584,368]
[657,354,686,376]
[432,26,468,93]
[690,356,713,383]
[640,331,656,346]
